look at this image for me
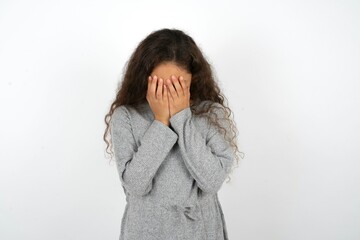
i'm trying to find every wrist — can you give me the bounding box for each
[155,118,170,126]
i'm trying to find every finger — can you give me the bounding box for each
[166,79,176,101]
[150,75,158,98]
[163,84,168,101]
[166,78,178,98]
[156,78,163,100]
[168,87,174,105]
[164,85,171,116]
[146,76,152,99]
[178,76,187,96]
[171,75,183,96]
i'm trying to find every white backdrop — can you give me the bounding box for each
[1,0,359,239]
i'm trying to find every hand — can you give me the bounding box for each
[146,75,170,126]
[165,75,190,117]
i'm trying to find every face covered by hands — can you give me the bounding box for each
[146,62,192,125]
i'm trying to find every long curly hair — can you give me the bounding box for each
[104,28,244,183]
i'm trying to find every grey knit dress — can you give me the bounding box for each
[110,100,235,240]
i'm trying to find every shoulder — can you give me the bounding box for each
[112,105,129,119]
[195,100,227,118]
[196,100,224,109]
[111,105,131,127]
[111,102,151,127]
[195,101,231,134]
[112,103,144,118]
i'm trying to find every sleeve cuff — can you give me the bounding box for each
[142,119,178,151]
[169,107,192,131]
[139,119,178,171]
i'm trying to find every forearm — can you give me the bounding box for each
[169,107,234,194]
[111,107,178,197]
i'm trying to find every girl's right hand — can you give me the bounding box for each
[146,75,170,126]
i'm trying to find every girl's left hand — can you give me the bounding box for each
[165,75,190,117]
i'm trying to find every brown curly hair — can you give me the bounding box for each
[103,28,244,183]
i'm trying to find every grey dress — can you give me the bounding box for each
[110,100,235,240]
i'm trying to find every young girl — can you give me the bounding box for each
[104,28,242,240]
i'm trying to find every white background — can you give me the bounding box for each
[1,0,359,239]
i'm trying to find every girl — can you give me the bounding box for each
[104,28,242,240]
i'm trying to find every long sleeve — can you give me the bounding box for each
[110,106,178,197]
[169,103,235,194]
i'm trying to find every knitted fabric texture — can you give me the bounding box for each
[110,100,234,240]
